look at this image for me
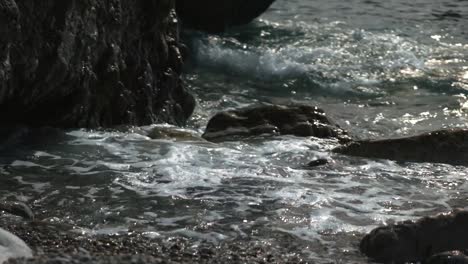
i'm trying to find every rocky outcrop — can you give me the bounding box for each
[176,0,276,32]
[0,0,195,128]
[203,104,350,142]
[360,210,468,263]
[334,129,468,166]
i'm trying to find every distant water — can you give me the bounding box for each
[1,0,468,262]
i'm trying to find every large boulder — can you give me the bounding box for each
[0,0,194,128]
[360,210,468,263]
[176,0,276,32]
[334,129,468,166]
[202,104,349,142]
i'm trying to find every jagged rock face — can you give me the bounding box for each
[0,0,195,128]
[334,129,468,166]
[361,210,468,263]
[202,104,349,142]
[176,0,276,32]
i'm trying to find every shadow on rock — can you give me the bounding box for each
[334,129,468,166]
[361,210,468,263]
[202,104,350,142]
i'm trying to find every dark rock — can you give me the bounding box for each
[360,210,468,263]
[306,159,329,168]
[0,201,34,220]
[202,104,349,142]
[0,0,195,128]
[147,126,203,141]
[334,129,468,166]
[427,251,468,264]
[176,0,276,32]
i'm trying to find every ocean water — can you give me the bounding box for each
[1,0,468,262]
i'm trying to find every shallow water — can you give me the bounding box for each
[2,0,468,262]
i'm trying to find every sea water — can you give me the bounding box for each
[1,0,468,262]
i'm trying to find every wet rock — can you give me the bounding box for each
[334,129,468,166]
[427,251,468,264]
[147,126,203,141]
[176,0,276,32]
[0,201,34,220]
[360,210,468,263]
[0,0,194,128]
[305,159,329,168]
[202,104,349,142]
[0,227,32,264]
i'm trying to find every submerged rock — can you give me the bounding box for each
[0,201,34,220]
[176,0,276,32]
[334,129,468,166]
[0,0,194,128]
[0,228,32,264]
[202,104,349,142]
[360,210,468,263]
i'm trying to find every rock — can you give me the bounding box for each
[202,104,349,142]
[0,228,32,264]
[0,0,194,128]
[148,126,203,141]
[176,0,276,32]
[334,129,468,166]
[360,210,468,263]
[0,201,34,220]
[427,251,468,264]
[305,159,329,168]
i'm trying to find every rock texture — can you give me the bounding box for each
[0,201,34,220]
[176,0,276,32]
[426,251,468,264]
[203,104,349,142]
[361,210,468,263]
[0,0,194,128]
[334,129,468,166]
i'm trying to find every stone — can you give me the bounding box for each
[0,227,32,263]
[360,210,468,263]
[176,0,276,32]
[0,0,194,128]
[0,201,34,220]
[305,159,329,168]
[202,104,349,142]
[334,129,468,166]
[148,126,203,141]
